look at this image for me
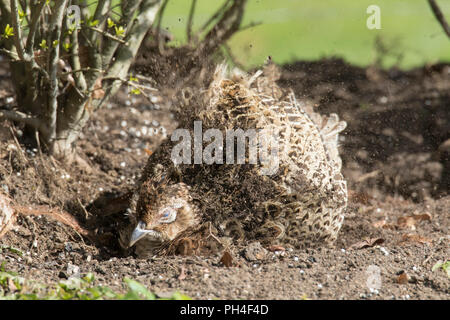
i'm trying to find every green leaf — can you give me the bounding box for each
[114,26,125,37]
[3,24,14,39]
[107,18,116,28]
[123,278,155,300]
[129,74,138,82]
[39,39,48,50]
[52,40,59,48]
[90,19,99,27]
[0,245,23,256]
[63,42,72,52]
[82,273,95,283]
[170,291,192,300]
[130,88,141,95]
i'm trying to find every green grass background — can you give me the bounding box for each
[160,0,450,69]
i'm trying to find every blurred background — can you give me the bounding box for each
[161,0,450,69]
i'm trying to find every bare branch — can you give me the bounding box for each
[100,0,142,70]
[238,20,262,33]
[46,0,69,144]
[197,0,247,57]
[197,0,232,36]
[10,0,26,60]
[25,0,46,55]
[0,109,42,129]
[0,48,19,60]
[428,0,450,38]
[70,25,87,91]
[87,0,111,43]
[186,0,197,43]
[155,0,169,46]
[88,26,128,44]
[105,0,161,102]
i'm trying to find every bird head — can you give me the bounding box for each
[127,183,199,250]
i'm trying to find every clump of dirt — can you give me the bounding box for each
[0,56,449,299]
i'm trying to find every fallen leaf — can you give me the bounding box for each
[220,250,233,267]
[178,267,187,280]
[396,272,409,284]
[348,238,385,250]
[267,245,285,252]
[372,219,396,229]
[400,234,432,245]
[143,148,153,156]
[397,213,432,230]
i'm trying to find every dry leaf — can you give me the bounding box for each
[178,267,187,280]
[220,250,233,267]
[144,148,153,156]
[397,213,432,230]
[348,238,385,250]
[372,220,387,228]
[397,272,409,284]
[91,77,105,99]
[267,245,285,252]
[400,234,432,245]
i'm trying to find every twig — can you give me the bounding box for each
[135,73,157,85]
[238,20,262,33]
[88,26,128,44]
[186,0,197,43]
[10,0,26,60]
[70,18,87,91]
[221,43,245,70]
[0,109,42,129]
[155,0,169,53]
[197,0,232,35]
[0,48,19,60]
[428,0,450,38]
[25,0,46,55]
[197,0,247,57]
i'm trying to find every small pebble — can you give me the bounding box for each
[379,247,389,256]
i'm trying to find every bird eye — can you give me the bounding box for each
[159,208,177,223]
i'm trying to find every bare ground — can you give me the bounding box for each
[0,56,448,300]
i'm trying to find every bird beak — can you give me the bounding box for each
[129,221,148,247]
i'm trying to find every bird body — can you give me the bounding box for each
[120,63,348,257]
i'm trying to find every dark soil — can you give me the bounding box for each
[0,55,448,300]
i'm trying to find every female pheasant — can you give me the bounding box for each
[120,63,348,257]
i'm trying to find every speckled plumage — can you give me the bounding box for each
[120,63,348,257]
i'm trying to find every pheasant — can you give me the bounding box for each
[119,63,348,257]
